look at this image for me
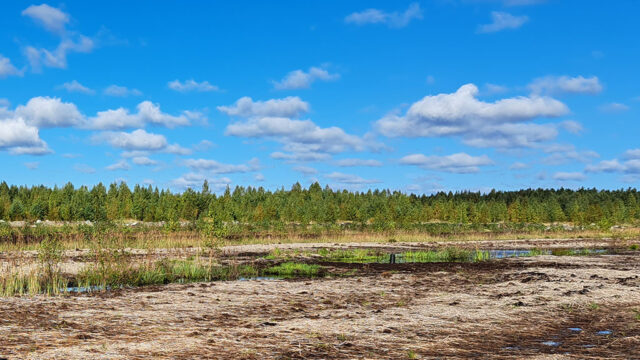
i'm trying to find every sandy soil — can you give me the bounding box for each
[1,241,640,359]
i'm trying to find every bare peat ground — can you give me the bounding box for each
[1,239,640,359]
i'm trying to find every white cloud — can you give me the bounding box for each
[22,4,70,34]
[0,116,50,153]
[585,151,640,175]
[399,153,494,173]
[585,159,625,173]
[542,145,599,165]
[552,172,586,181]
[345,3,423,28]
[131,156,158,166]
[106,159,131,171]
[528,75,603,95]
[165,144,192,155]
[509,162,529,170]
[477,11,528,33]
[254,173,265,182]
[376,84,568,149]
[168,79,220,92]
[16,96,83,128]
[559,120,583,134]
[273,66,339,90]
[0,55,23,78]
[336,158,383,167]
[227,116,364,154]
[218,96,309,118]
[599,103,630,113]
[93,129,168,151]
[183,157,260,174]
[623,149,640,159]
[193,140,215,152]
[325,172,380,184]
[87,101,191,130]
[170,173,231,190]
[58,80,94,94]
[0,99,9,107]
[271,151,331,162]
[103,85,142,97]
[293,166,318,175]
[26,35,94,70]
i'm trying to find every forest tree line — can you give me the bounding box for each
[0,181,639,226]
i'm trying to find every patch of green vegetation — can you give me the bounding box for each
[264,262,322,277]
[629,244,639,251]
[588,302,600,310]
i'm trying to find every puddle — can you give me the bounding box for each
[568,327,583,332]
[596,330,612,336]
[65,285,107,293]
[542,341,561,347]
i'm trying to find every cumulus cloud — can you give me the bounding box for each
[131,156,158,166]
[345,3,423,28]
[273,66,339,90]
[542,144,599,165]
[103,85,142,97]
[97,129,167,151]
[0,55,23,78]
[183,157,260,174]
[93,129,176,153]
[552,172,586,181]
[57,80,94,94]
[335,158,383,167]
[528,75,603,95]
[0,117,50,155]
[399,153,494,173]
[106,159,131,171]
[325,172,380,185]
[22,4,70,34]
[585,150,640,175]
[477,11,528,33]
[218,96,309,118]
[376,84,568,149]
[87,101,191,130]
[16,96,83,128]
[21,4,95,71]
[168,79,220,92]
[227,116,364,154]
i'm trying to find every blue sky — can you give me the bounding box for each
[1,1,639,193]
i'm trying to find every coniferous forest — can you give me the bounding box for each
[0,181,639,226]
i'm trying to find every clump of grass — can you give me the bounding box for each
[264,262,321,277]
[629,244,639,251]
[76,259,260,290]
